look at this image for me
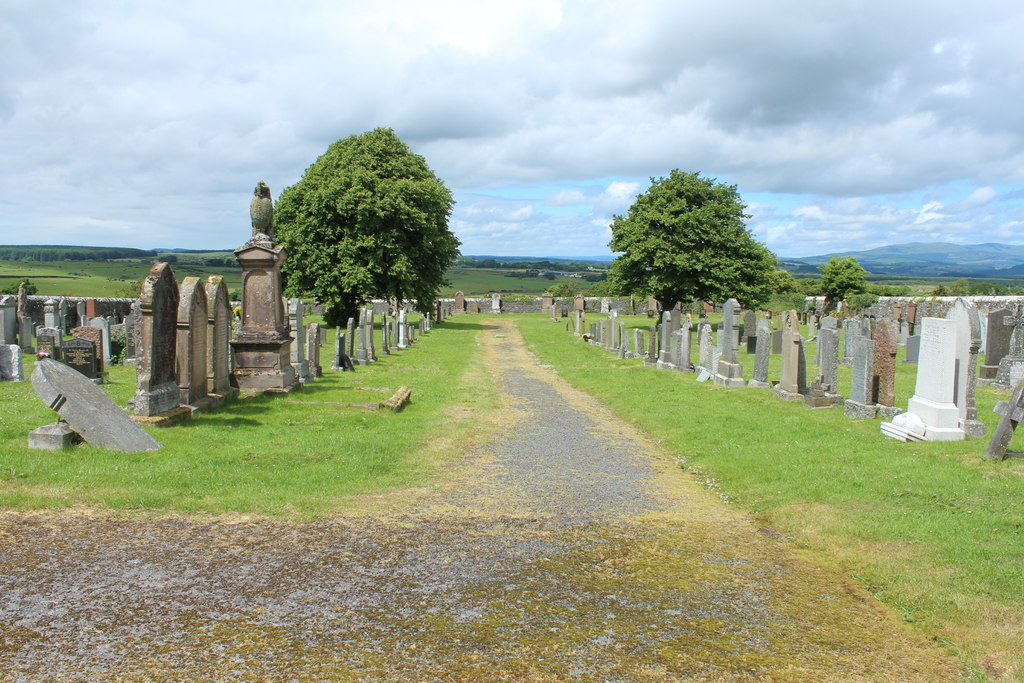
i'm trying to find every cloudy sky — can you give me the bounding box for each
[2,0,1022,258]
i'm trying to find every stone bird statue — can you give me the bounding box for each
[250,181,274,240]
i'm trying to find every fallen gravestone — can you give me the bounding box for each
[31,358,161,452]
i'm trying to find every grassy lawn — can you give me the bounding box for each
[0,316,496,518]
[517,313,1024,682]
[0,259,242,298]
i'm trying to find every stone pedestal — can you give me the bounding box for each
[230,240,296,392]
[28,422,82,450]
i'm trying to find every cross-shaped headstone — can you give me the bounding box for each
[1004,304,1024,357]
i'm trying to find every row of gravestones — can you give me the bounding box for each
[578,297,1024,445]
[332,303,435,371]
[451,291,626,315]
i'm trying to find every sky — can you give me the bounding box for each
[2,0,1023,259]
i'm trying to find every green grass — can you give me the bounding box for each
[0,316,496,518]
[0,259,242,297]
[444,267,593,296]
[517,313,1024,682]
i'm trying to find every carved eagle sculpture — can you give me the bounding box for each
[250,181,274,240]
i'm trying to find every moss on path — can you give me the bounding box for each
[0,318,959,680]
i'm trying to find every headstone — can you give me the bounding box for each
[882,318,964,441]
[89,316,111,365]
[85,298,98,320]
[205,276,234,398]
[573,310,581,336]
[0,344,23,381]
[818,326,841,402]
[0,295,15,344]
[600,297,611,314]
[454,291,465,314]
[946,298,986,438]
[71,326,104,373]
[176,277,209,407]
[748,320,771,388]
[307,322,322,378]
[657,312,672,367]
[229,182,296,392]
[31,358,161,452]
[742,309,757,342]
[124,300,141,362]
[680,317,693,369]
[995,304,1024,390]
[574,293,585,312]
[844,336,878,418]
[62,337,100,381]
[903,335,921,364]
[469,301,480,314]
[346,317,356,358]
[57,298,68,335]
[974,309,1007,382]
[714,298,744,387]
[18,316,34,353]
[288,298,310,382]
[633,328,645,359]
[771,329,782,355]
[872,318,899,418]
[646,297,659,317]
[35,328,61,361]
[43,298,59,331]
[842,318,862,363]
[491,294,501,313]
[774,311,807,401]
[698,322,713,374]
[129,262,181,417]
[609,311,619,350]
[541,293,553,311]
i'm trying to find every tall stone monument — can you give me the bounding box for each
[205,275,235,399]
[176,277,209,408]
[129,262,182,418]
[230,182,296,391]
[714,299,745,387]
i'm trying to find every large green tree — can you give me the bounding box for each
[275,128,460,325]
[608,170,776,309]
[818,256,868,305]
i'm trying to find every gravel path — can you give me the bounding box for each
[0,319,959,681]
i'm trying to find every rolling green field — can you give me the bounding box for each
[0,259,242,298]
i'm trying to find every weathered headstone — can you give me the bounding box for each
[979,308,1011,381]
[454,291,465,314]
[129,262,181,417]
[31,358,161,452]
[541,293,553,311]
[288,298,311,382]
[872,318,899,418]
[844,336,877,418]
[818,325,841,402]
[600,297,610,314]
[0,295,16,344]
[491,294,501,313]
[124,299,141,362]
[748,320,771,388]
[774,311,807,401]
[985,384,1024,460]
[657,312,672,367]
[698,322,713,374]
[204,276,234,398]
[714,298,744,387]
[307,322,322,378]
[43,298,60,331]
[35,328,61,361]
[994,304,1024,390]
[771,329,782,355]
[176,277,209,407]
[229,182,296,392]
[903,335,921,364]
[742,309,757,342]
[574,293,585,312]
[0,344,23,381]
[18,316,34,353]
[89,316,111,365]
[882,318,963,441]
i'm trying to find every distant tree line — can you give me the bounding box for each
[0,245,156,262]
[457,256,607,273]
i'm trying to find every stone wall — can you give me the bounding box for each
[24,296,134,328]
[864,296,1024,323]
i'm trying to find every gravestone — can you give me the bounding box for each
[176,277,209,407]
[43,298,59,331]
[89,316,111,365]
[946,298,986,438]
[541,293,553,311]
[573,310,581,336]
[57,298,68,334]
[995,304,1024,390]
[771,329,782,355]
[646,297,658,317]
[31,358,161,452]
[0,295,15,344]
[657,312,672,367]
[742,309,757,342]
[0,344,23,381]
[62,337,100,382]
[979,308,1011,381]
[574,293,585,312]
[774,311,807,401]
[609,311,619,350]
[491,294,501,313]
[844,336,877,418]
[600,297,610,314]
[748,320,771,388]
[35,328,61,361]
[307,322,322,378]
[714,298,744,387]
[205,276,234,398]
[903,335,921,364]
[19,316,34,353]
[882,318,963,441]
[288,298,311,382]
[124,300,141,362]
[71,326,104,374]
[633,328,645,360]
[872,318,899,418]
[842,318,862,364]
[230,183,296,392]
[698,322,713,374]
[818,325,841,402]
[454,291,465,314]
[469,301,480,314]
[129,262,181,417]
[679,316,693,369]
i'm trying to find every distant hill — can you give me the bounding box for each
[779,242,1024,277]
[0,245,156,262]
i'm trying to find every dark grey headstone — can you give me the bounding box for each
[32,358,161,452]
[62,338,99,380]
[903,335,921,364]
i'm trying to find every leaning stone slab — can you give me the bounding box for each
[31,358,161,452]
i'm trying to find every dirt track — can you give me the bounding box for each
[0,319,959,681]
